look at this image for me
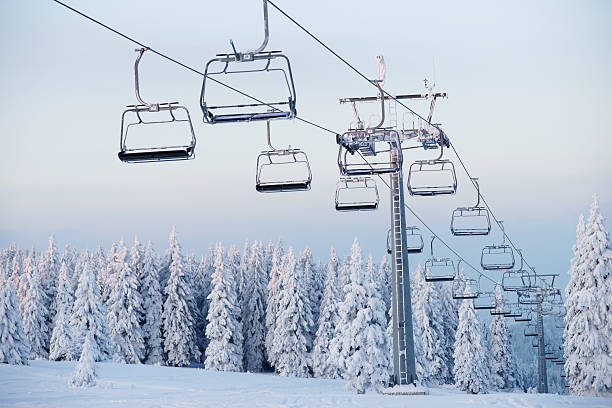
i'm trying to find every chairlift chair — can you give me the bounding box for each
[450,178,491,236]
[407,140,457,196]
[451,260,479,299]
[501,250,533,291]
[200,1,296,124]
[517,288,542,305]
[490,297,509,316]
[424,236,455,282]
[524,323,538,337]
[255,121,311,192]
[335,176,379,211]
[474,291,496,310]
[119,48,196,163]
[515,310,532,322]
[481,221,515,270]
[386,226,424,255]
[503,303,523,318]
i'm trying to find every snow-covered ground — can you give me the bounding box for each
[0,361,609,408]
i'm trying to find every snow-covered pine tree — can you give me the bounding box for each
[564,195,612,396]
[411,262,447,385]
[129,237,145,279]
[453,285,488,394]
[439,275,459,384]
[242,242,267,372]
[92,246,106,295]
[238,239,250,312]
[312,246,341,379]
[20,258,50,359]
[378,255,392,314]
[205,243,243,371]
[106,242,145,363]
[0,279,30,364]
[38,235,59,318]
[272,246,312,377]
[297,247,316,353]
[265,241,284,368]
[489,284,517,390]
[49,259,74,361]
[69,257,111,361]
[101,242,117,304]
[264,240,275,279]
[191,254,209,361]
[69,330,98,388]
[139,241,164,365]
[162,231,200,367]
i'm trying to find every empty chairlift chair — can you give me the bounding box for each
[424,236,455,282]
[255,121,311,192]
[503,303,523,318]
[474,291,496,310]
[386,226,424,254]
[335,177,379,211]
[119,48,196,163]
[450,178,491,236]
[451,262,479,299]
[514,310,532,322]
[407,135,457,196]
[524,322,538,337]
[501,249,533,291]
[200,1,296,124]
[481,221,515,270]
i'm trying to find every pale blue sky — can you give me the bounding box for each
[1,0,610,291]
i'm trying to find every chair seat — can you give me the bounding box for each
[256,181,310,193]
[211,110,292,123]
[335,203,378,212]
[118,147,193,162]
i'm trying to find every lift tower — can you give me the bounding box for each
[338,81,447,385]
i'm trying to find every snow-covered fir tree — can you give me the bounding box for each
[335,238,390,393]
[272,246,312,377]
[564,195,612,396]
[489,284,518,390]
[69,257,111,361]
[439,280,459,384]
[20,258,50,359]
[242,242,267,372]
[453,285,488,394]
[106,242,145,363]
[162,230,200,367]
[92,246,106,295]
[100,243,117,303]
[312,246,341,379]
[411,262,448,385]
[69,330,98,388]
[0,279,30,365]
[265,241,284,368]
[205,243,243,372]
[378,255,392,314]
[38,235,59,318]
[297,247,316,354]
[49,260,74,361]
[138,241,164,365]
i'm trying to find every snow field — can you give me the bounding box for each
[0,360,609,408]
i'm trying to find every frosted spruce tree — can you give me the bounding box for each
[336,239,390,393]
[69,258,111,361]
[453,285,488,394]
[69,330,98,388]
[92,246,106,295]
[411,262,447,385]
[243,242,267,372]
[272,247,312,377]
[106,243,145,363]
[439,280,459,383]
[0,279,30,364]
[378,255,392,313]
[139,242,164,365]
[489,285,517,390]
[205,243,244,371]
[39,235,59,318]
[49,260,74,361]
[564,195,612,396]
[265,242,284,368]
[312,246,341,378]
[162,230,200,367]
[20,259,50,359]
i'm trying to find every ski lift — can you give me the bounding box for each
[119,48,196,163]
[490,295,510,316]
[536,273,558,288]
[337,82,403,176]
[386,226,424,255]
[450,178,491,236]
[474,291,496,310]
[451,261,479,299]
[424,236,455,282]
[481,221,515,270]
[517,288,542,305]
[335,177,379,211]
[200,1,296,124]
[503,302,523,318]
[515,310,532,322]
[501,250,533,291]
[524,322,538,337]
[406,138,457,196]
[255,121,311,192]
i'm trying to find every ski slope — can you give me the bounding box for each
[0,361,608,408]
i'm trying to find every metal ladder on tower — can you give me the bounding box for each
[389,144,417,385]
